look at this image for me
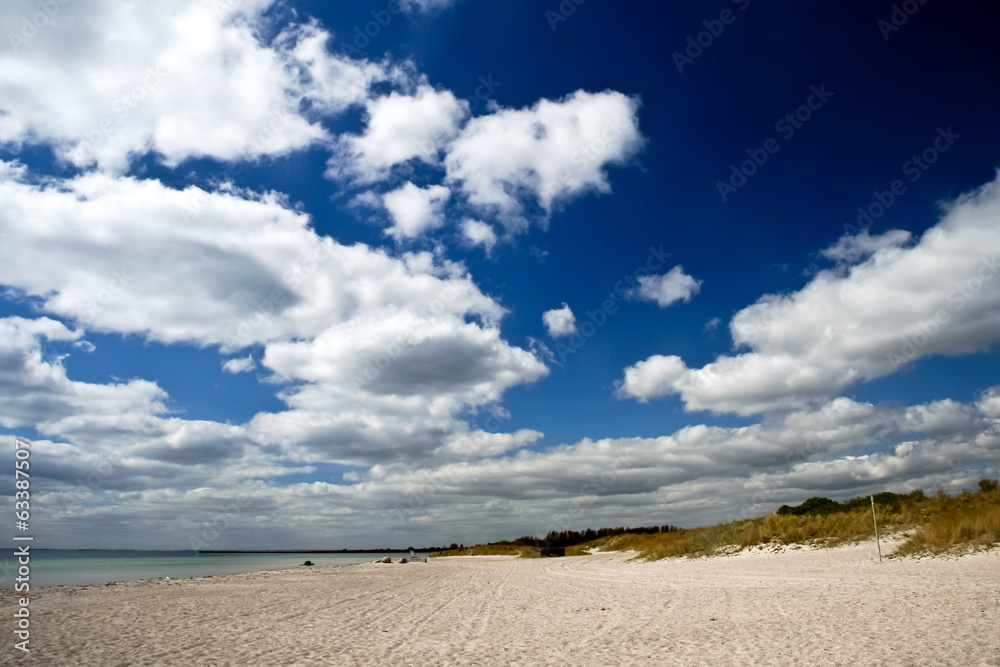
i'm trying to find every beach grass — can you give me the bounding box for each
[579,511,904,560]
[435,481,999,561]
[431,543,540,558]
[892,485,1000,556]
[580,483,1000,560]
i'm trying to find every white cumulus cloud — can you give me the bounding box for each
[543,303,577,338]
[461,218,497,252]
[617,355,688,402]
[382,182,452,240]
[0,163,549,473]
[0,1,385,171]
[821,228,912,263]
[633,266,702,307]
[444,90,644,229]
[619,171,1000,414]
[329,84,469,183]
[222,355,257,374]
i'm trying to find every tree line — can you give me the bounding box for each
[506,524,682,549]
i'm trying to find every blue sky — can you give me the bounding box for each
[1,0,998,550]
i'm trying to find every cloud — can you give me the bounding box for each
[633,266,702,307]
[460,218,497,252]
[1,164,310,346]
[326,88,646,247]
[444,90,644,229]
[4,0,992,555]
[329,84,469,183]
[978,386,1000,420]
[361,392,998,529]
[618,171,1000,414]
[285,20,389,115]
[8,307,998,548]
[616,355,688,402]
[400,0,459,11]
[133,392,1000,547]
[0,164,505,348]
[0,164,549,476]
[0,316,166,434]
[223,355,257,374]
[382,182,452,240]
[0,1,385,171]
[0,2,649,259]
[820,228,912,263]
[543,303,577,338]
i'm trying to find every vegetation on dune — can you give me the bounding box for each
[892,480,1000,556]
[430,526,680,559]
[582,481,1000,561]
[432,481,1000,561]
[582,511,895,560]
[430,542,540,558]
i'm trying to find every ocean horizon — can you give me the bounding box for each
[1,550,406,588]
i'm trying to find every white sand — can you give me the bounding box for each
[5,542,999,666]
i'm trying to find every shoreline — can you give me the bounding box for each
[16,550,392,591]
[25,562,356,594]
[6,541,998,665]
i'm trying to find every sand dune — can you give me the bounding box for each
[4,541,998,666]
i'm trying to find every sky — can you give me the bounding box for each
[0,0,998,550]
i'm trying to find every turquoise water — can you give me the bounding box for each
[2,550,403,588]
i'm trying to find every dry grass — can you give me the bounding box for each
[577,486,1000,561]
[579,510,909,560]
[433,484,1000,562]
[893,489,1000,556]
[431,543,540,558]
[564,544,593,557]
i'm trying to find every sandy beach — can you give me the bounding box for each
[4,542,998,666]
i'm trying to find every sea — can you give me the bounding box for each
[0,550,403,588]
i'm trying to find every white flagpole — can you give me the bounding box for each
[871,496,882,563]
